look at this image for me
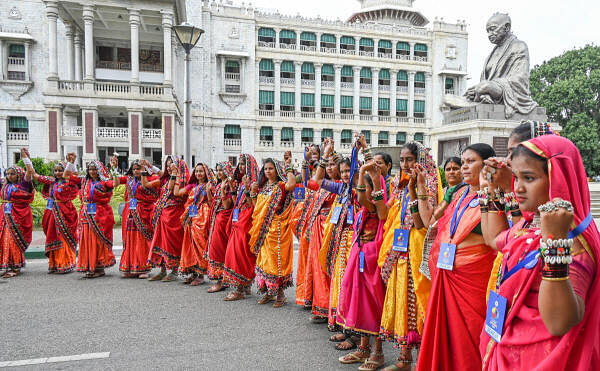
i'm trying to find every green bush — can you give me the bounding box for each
[17,158,56,192]
[438,167,448,188]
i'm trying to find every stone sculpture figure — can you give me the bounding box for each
[464,13,538,118]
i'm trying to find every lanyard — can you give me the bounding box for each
[449,186,471,240]
[355,210,364,247]
[568,212,593,239]
[50,181,62,200]
[500,249,540,287]
[194,183,206,204]
[89,181,99,203]
[235,185,245,207]
[5,184,16,201]
[347,145,359,203]
[400,188,410,225]
[303,151,309,187]
[129,178,140,198]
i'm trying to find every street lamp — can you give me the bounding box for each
[173,22,204,164]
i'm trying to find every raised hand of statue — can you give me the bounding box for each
[66,152,77,164]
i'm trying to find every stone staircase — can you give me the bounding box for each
[589,183,600,218]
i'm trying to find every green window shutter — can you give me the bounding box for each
[359,38,374,47]
[260,126,273,137]
[322,129,333,139]
[280,92,295,106]
[396,132,406,144]
[379,69,390,80]
[300,32,316,41]
[322,64,334,75]
[341,66,353,77]
[379,131,389,141]
[225,60,239,68]
[281,61,295,73]
[361,130,371,142]
[259,90,274,104]
[301,128,314,138]
[259,59,274,71]
[378,40,392,49]
[414,100,425,113]
[414,43,428,52]
[396,99,408,112]
[301,93,315,107]
[360,97,372,110]
[397,70,408,81]
[8,117,28,129]
[301,62,315,74]
[396,42,410,51]
[258,28,276,37]
[321,94,334,108]
[445,77,455,89]
[280,30,296,39]
[341,130,353,141]
[9,44,25,55]
[281,127,294,141]
[378,98,390,111]
[414,133,424,143]
[415,72,425,83]
[360,67,372,78]
[321,34,336,43]
[341,96,353,109]
[224,125,241,135]
[340,36,355,45]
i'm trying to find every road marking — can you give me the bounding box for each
[0,352,110,368]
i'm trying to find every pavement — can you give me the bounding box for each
[0,250,406,371]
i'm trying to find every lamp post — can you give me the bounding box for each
[173,22,204,163]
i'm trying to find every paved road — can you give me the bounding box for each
[0,252,404,370]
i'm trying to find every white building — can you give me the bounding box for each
[1,0,495,169]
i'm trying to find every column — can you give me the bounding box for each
[65,22,75,80]
[336,34,341,54]
[296,31,301,50]
[161,11,173,86]
[425,72,433,123]
[316,32,322,51]
[294,61,302,114]
[73,32,82,80]
[161,111,176,156]
[374,38,379,57]
[408,71,415,119]
[274,59,282,116]
[355,38,360,54]
[409,42,415,61]
[275,28,280,48]
[392,41,397,60]
[24,42,32,81]
[334,64,342,115]
[220,57,226,92]
[352,66,360,118]
[314,63,322,114]
[255,59,260,108]
[81,106,98,161]
[46,106,62,160]
[333,129,341,148]
[372,68,379,121]
[240,58,246,93]
[45,0,59,80]
[390,70,398,118]
[0,116,7,168]
[129,9,140,83]
[0,40,4,80]
[128,110,143,160]
[293,127,301,148]
[83,5,95,81]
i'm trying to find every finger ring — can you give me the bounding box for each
[538,202,556,213]
[554,199,574,212]
[486,172,493,183]
[489,167,497,175]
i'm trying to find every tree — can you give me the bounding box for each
[530,45,600,176]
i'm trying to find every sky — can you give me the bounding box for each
[249,0,598,82]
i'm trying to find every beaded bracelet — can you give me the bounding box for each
[410,205,419,214]
[540,237,573,279]
[285,166,294,174]
[371,189,384,201]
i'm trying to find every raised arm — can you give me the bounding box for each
[283,155,297,192]
[20,148,37,182]
[413,164,431,229]
[366,165,388,220]
[221,178,234,209]
[314,138,334,187]
[62,152,78,180]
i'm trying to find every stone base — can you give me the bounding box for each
[443,104,548,125]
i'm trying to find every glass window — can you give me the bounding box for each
[341,130,353,144]
[301,128,314,143]
[8,117,28,133]
[321,128,333,142]
[396,132,406,145]
[281,127,294,142]
[378,131,389,145]
[260,126,273,141]
[224,125,241,140]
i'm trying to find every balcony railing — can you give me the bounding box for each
[140,84,164,96]
[340,114,354,120]
[58,80,84,91]
[97,127,129,138]
[379,85,390,91]
[415,87,426,95]
[280,43,297,50]
[96,61,163,72]
[301,141,314,147]
[8,57,25,66]
[359,51,374,57]
[360,83,372,90]
[259,76,275,84]
[396,54,411,61]
[379,116,391,122]
[281,77,295,85]
[321,113,335,120]
[280,141,293,147]
[62,126,83,137]
[320,47,336,54]
[414,118,426,124]
[341,82,353,89]
[225,73,240,81]
[300,45,317,52]
[413,56,428,62]
[224,139,242,147]
[142,128,162,139]
[378,53,392,59]
[301,79,315,87]
[281,111,296,118]
[360,115,372,121]
[445,89,456,95]
[258,41,275,48]
[321,81,334,88]
[340,49,356,55]
[300,112,315,118]
[258,110,274,117]
[341,143,352,149]
[94,81,131,95]
[259,140,274,147]
[7,132,28,141]
[397,86,408,94]
[396,116,409,123]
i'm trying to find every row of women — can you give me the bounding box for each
[1,119,598,370]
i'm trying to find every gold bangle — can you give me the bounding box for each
[541,276,570,282]
[417,195,428,201]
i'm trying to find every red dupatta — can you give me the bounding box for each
[0,166,34,252]
[481,135,600,370]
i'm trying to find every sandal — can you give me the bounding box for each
[207,282,225,293]
[148,271,166,281]
[84,272,95,279]
[161,272,178,282]
[329,333,346,343]
[244,287,251,296]
[382,361,411,371]
[339,346,370,364]
[190,277,205,286]
[224,291,245,301]
[92,271,105,278]
[138,273,150,279]
[336,337,358,351]
[3,271,18,278]
[358,353,384,371]
[257,295,275,305]
[184,275,196,284]
[273,296,288,308]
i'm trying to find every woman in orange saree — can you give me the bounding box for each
[67,159,116,279]
[248,158,296,308]
[222,154,260,301]
[25,157,78,274]
[0,155,34,278]
[416,143,497,371]
[479,135,600,370]
[206,161,234,293]
[114,160,159,278]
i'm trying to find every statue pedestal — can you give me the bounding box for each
[443,104,548,124]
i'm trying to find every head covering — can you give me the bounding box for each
[4,165,25,184]
[188,162,215,186]
[216,161,234,181]
[235,154,259,183]
[54,161,67,171]
[86,160,110,181]
[126,160,141,176]
[258,158,286,187]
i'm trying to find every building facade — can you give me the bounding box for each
[1,0,480,169]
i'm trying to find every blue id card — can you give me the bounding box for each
[294,187,305,201]
[436,242,456,270]
[129,199,138,210]
[485,290,508,343]
[188,205,198,217]
[359,251,365,273]
[232,208,240,222]
[346,206,353,224]
[330,206,342,224]
[46,199,54,210]
[392,229,410,252]
[4,203,12,214]
[87,203,97,215]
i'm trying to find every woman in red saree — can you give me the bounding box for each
[114,160,159,278]
[66,159,116,278]
[479,135,600,370]
[223,154,260,301]
[206,161,234,293]
[0,155,34,278]
[416,143,497,371]
[144,156,189,282]
[174,162,215,286]
[24,156,78,274]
